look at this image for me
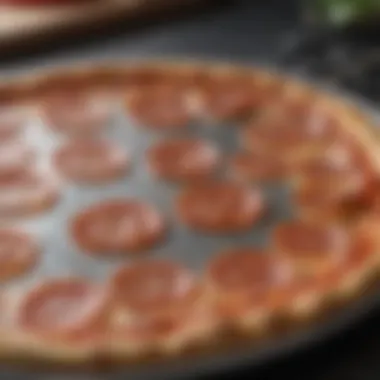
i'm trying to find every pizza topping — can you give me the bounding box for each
[176,181,264,232]
[245,118,330,148]
[292,178,366,221]
[356,177,380,212]
[41,92,112,136]
[0,169,59,217]
[293,143,366,184]
[306,229,377,295]
[0,108,26,141]
[292,157,367,215]
[191,73,272,120]
[297,150,353,178]
[293,183,344,209]
[17,279,108,340]
[338,138,380,211]
[206,248,294,320]
[272,221,350,274]
[347,224,378,270]
[0,229,39,281]
[228,151,288,182]
[109,259,207,342]
[53,139,129,184]
[207,248,292,295]
[270,89,338,130]
[147,138,220,182]
[0,142,35,178]
[241,108,338,159]
[111,259,199,316]
[126,84,191,129]
[72,199,166,255]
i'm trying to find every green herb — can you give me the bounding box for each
[314,0,380,25]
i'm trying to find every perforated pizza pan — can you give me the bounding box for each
[0,60,379,380]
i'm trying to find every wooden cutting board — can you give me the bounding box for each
[0,0,203,50]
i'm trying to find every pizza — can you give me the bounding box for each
[0,59,378,365]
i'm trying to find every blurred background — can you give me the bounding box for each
[0,0,379,102]
[1,0,379,99]
[1,1,380,379]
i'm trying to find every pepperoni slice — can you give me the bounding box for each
[111,259,200,315]
[17,279,108,341]
[176,181,264,233]
[228,151,288,182]
[329,140,380,213]
[292,158,367,218]
[344,224,379,278]
[109,260,202,341]
[0,169,59,217]
[296,147,353,178]
[126,84,191,129]
[241,109,338,163]
[207,248,291,296]
[274,95,325,122]
[53,139,129,184]
[267,87,338,130]
[191,73,274,120]
[292,180,365,221]
[206,248,293,322]
[41,92,112,137]
[272,221,350,275]
[356,177,380,212]
[147,139,220,182]
[0,229,39,281]
[353,216,380,252]
[292,143,366,187]
[290,229,377,302]
[71,199,166,255]
[0,108,26,142]
[0,142,35,178]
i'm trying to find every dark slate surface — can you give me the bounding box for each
[0,1,379,379]
[0,0,297,74]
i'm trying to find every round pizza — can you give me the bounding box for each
[0,59,378,367]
